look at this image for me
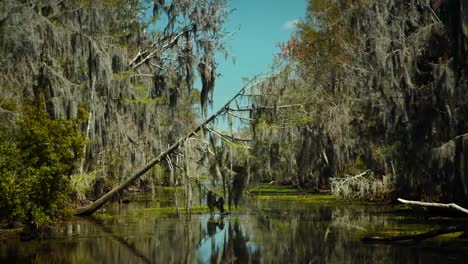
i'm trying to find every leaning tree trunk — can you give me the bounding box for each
[75,77,262,216]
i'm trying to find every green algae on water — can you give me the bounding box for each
[254,194,337,204]
[138,206,242,215]
[248,185,302,195]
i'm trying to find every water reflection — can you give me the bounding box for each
[88,217,152,264]
[196,215,260,263]
[1,194,468,263]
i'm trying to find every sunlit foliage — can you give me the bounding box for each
[0,107,85,226]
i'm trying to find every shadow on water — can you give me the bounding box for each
[2,193,468,263]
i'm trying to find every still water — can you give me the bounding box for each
[1,189,468,263]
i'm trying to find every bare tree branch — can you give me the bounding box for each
[227,104,305,112]
[204,126,252,145]
[397,198,468,215]
[129,25,194,69]
[362,198,468,242]
[227,111,253,121]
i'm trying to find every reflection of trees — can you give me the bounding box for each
[251,205,333,263]
[243,202,468,264]
[87,217,152,264]
[196,215,261,263]
[5,201,468,263]
[250,204,410,263]
[221,220,261,263]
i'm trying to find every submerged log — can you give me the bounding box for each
[363,224,468,242]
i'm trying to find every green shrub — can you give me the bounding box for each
[0,107,85,227]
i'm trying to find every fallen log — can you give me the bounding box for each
[75,76,265,216]
[397,198,468,215]
[362,198,468,242]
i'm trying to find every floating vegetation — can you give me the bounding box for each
[138,206,211,214]
[254,194,337,204]
[0,228,23,240]
[248,185,303,195]
[156,186,185,191]
[92,213,116,221]
[138,206,241,215]
[247,184,339,204]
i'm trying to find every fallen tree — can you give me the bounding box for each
[362,198,468,242]
[75,77,265,216]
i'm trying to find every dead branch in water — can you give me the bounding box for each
[397,198,468,215]
[362,198,468,242]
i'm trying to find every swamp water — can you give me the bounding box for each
[1,188,468,263]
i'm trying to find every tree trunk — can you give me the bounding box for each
[75,77,263,216]
[75,136,187,215]
[75,111,217,215]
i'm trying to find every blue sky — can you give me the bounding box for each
[210,0,307,111]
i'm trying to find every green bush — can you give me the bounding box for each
[0,107,85,227]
